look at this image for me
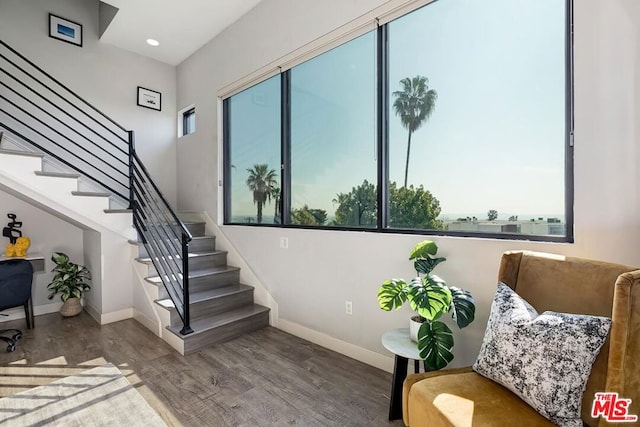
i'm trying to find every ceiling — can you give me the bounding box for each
[100,0,263,66]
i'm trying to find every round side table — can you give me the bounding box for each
[382,328,430,421]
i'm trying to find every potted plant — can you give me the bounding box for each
[377,240,475,370]
[47,252,91,317]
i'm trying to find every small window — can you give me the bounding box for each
[182,107,195,136]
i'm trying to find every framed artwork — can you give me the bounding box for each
[137,87,162,111]
[49,14,83,47]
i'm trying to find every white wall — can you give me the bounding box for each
[177,0,640,369]
[0,0,178,204]
[0,190,84,313]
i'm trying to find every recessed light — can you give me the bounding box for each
[146,39,159,47]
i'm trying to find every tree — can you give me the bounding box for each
[508,215,518,221]
[392,76,438,188]
[332,180,444,230]
[332,180,377,227]
[246,164,278,224]
[389,182,443,230]
[292,205,327,226]
[272,187,281,224]
[487,210,498,221]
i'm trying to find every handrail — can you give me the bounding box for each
[0,39,194,335]
[0,121,129,200]
[0,40,128,133]
[132,152,193,241]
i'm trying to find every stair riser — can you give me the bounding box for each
[190,270,240,292]
[186,223,205,237]
[169,290,254,326]
[137,236,216,259]
[182,311,269,354]
[189,237,216,252]
[190,252,227,270]
[0,153,42,174]
[142,252,228,277]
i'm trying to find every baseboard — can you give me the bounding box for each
[0,301,63,324]
[133,309,161,337]
[161,328,185,355]
[277,318,394,373]
[84,303,133,325]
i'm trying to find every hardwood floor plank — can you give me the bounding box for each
[0,312,403,426]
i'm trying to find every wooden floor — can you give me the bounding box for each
[0,312,403,426]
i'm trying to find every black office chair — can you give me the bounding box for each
[0,259,34,352]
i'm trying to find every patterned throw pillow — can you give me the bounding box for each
[472,283,611,427]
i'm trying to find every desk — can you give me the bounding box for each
[0,253,44,328]
[382,328,430,421]
[0,254,45,272]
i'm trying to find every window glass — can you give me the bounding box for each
[387,0,567,236]
[183,108,195,135]
[226,76,281,224]
[290,31,377,228]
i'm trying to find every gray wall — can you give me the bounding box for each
[0,0,178,204]
[177,0,640,368]
[0,191,84,310]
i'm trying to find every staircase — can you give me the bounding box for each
[0,40,270,353]
[133,220,270,354]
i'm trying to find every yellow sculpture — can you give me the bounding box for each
[5,236,30,257]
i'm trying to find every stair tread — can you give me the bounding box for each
[137,250,226,264]
[104,209,132,214]
[157,283,254,308]
[167,304,269,336]
[71,191,111,197]
[0,148,44,158]
[145,265,239,283]
[35,171,80,179]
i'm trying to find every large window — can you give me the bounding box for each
[224,76,281,224]
[290,32,377,228]
[223,0,572,241]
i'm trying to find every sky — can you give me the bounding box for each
[228,0,567,221]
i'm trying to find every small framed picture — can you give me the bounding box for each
[137,87,162,111]
[49,14,83,47]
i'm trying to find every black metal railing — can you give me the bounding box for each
[0,40,193,335]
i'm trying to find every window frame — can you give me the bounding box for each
[222,0,574,243]
[182,107,195,136]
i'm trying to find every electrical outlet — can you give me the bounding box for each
[345,300,353,315]
[279,237,288,249]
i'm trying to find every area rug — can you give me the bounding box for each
[0,363,167,426]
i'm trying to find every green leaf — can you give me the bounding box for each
[407,275,451,320]
[417,320,454,370]
[51,252,69,265]
[409,240,438,260]
[47,252,91,301]
[377,279,409,311]
[449,286,476,329]
[414,257,446,275]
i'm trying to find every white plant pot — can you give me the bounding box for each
[409,316,423,343]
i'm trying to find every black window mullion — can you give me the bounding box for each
[564,0,574,243]
[281,70,292,225]
[222,98,231,224]
[377,24,389,231]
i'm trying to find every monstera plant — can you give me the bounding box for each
[377,240,475,370]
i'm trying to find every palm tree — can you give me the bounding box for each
[246,164,278,224]
[272,186,281,224]
[392,76,437,188]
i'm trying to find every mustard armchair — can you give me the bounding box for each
[402,250,640,426]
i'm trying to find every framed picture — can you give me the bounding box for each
[49,14,83,47]
[137,87,162,111]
